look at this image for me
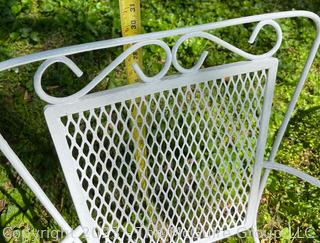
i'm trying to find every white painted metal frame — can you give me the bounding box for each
[0,10,319,243]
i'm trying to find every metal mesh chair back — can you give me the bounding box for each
[45,58,277,242]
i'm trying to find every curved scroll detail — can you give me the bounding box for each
[172,20,282,74]
[34,57,84,105]
[34,40,172,104]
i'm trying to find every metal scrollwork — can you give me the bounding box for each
[172,20,282,74]
[0,11,318,106]
[34,40,172,104]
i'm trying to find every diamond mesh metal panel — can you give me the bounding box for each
[45,59,277,243]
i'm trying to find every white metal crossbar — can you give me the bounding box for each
[0,10,319,243]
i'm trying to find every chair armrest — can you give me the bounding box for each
[263,161,320,188]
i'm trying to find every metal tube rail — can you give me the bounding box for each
[0,11,319,73]
[0,134,83,242]
[263,161,320,188]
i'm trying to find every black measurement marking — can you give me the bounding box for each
[131,20,137,30]
[129,4,135,12]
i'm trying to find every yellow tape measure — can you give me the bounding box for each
[119,0,142,84]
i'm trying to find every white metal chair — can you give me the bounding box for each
[0,10,320,243]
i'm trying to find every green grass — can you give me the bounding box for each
[0,0,319,242]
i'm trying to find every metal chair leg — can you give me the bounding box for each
[252,221,260,243]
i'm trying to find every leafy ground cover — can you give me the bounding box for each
[0,0,319,242]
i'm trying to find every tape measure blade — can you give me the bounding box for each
[119,0,142,84]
